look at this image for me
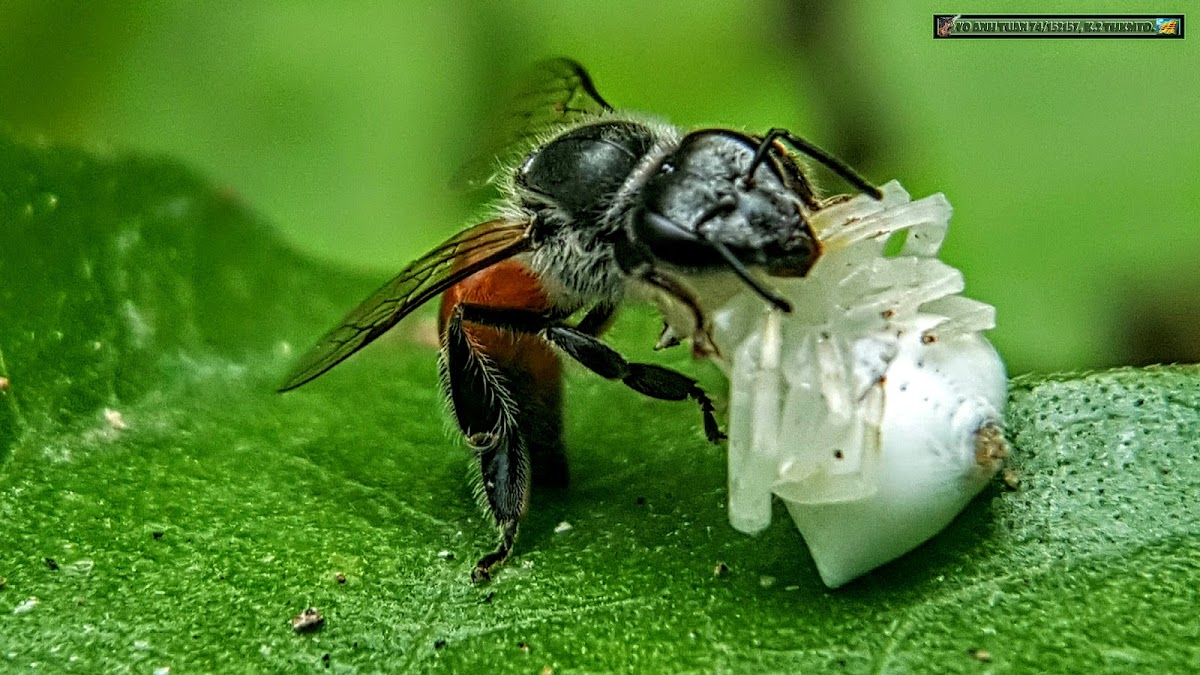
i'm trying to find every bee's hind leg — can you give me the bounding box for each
[443,309,533,583]
[472,519,518,584]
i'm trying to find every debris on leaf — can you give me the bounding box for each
[13,597,38,614]
[103,408,128,430]
[0,376,9,392]
[433,639,446,650]
[335,572,347,584]
[540,665,554,675]
[291,607,324,633]
[44,558,59,571]
[553,521,572,534]
[968,648,992,662]
[64,559,94,576]
[437,550,454,560]
[152,531,164,540]
[1002,468,1021,490]
[758,575,776,588]
[713,562,729,577]
[518,641,530,654]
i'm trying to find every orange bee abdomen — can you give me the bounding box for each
[439,259,566,485]
[438,259,559,378]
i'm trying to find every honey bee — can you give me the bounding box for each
[279,58,880,582]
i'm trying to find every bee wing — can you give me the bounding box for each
[501,57,614,136]
[454,58,614,190]
[278,220,533,391]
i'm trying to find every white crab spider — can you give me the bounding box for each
[665,181,1008,588]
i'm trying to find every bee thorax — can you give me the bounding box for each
[528,238,626,308]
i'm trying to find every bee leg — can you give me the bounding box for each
[639,271,720,359]
[457,304,726,443]
[543,325,726,444]
[471,517,518,584]
[443,309,531,583]
[576,302,619,337]
[654,322,683,351]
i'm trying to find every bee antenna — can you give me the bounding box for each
[747,128,883,200]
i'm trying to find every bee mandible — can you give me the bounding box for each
[278,58,881,582]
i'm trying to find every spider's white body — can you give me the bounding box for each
[709,182,1008,588]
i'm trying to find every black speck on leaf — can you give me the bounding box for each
[45,558,59,570]
[434,639,447,650]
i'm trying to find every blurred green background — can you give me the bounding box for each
[2,0,1196,375]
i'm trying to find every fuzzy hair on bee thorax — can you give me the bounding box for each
[507,116,682,311]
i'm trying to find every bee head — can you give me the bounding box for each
[632,130,819,279]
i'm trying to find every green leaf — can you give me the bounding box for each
[2,133,1198,672]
